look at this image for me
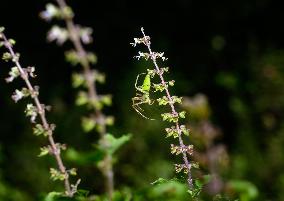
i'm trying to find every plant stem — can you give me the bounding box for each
[141,28,193,189]
[1,33,73,196]
[54,0,114,199]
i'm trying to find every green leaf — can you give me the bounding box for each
[81,117,96,132]
[157,96,169,106]
[150,179,189,200]
[2,52,12,61]
[75,91,88,106]
[76,189,89,198]
[33,124,48,136]
[153,83,167,92]
[38,146,50,157]
[168,80,175,86]
[203,174,212,184]
[65,148,104,165]
[179,111,186,118]
[43,192,77,201]
[8,39,16,45]
[44,192,63,201]
[69,168,77,176]
[195,179,203,188]
[105,116,115,126]
[98,134,131,155]
[94,72,106,84]
[50,168,66,181]
[61,6,74,19]
[228,180,258,200]
[151,178,169,185]
[86,52,97,64]
[161,67,169,73]
[180,125,190,136]
[191,162,200,169]
[0,27,5,33]
[65,50,80,66]
[172,96,182,104]
[161,112,179,123]
[72,73,85,88]
[165,126,179,138]
[101,95,112,106]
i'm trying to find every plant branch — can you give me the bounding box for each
[140,28,193,189]
[0,32,74,196]
[51,0,114,198]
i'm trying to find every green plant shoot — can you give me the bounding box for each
[132,72,155,120]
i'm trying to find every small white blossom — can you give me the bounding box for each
[5,67,20,83]
[12,89,24,102]
[152,52,168,61]
[26,66,36,78]
[40,4,59,21]
[25,104,38,123]
[174,164,188,173]
[134,51,150,60]
[79,26,93,44]
[130,36,151,47]
[47,26,69,45]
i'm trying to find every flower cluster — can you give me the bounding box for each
[40,0,113,136]
[131,27,196,190]
[0,27,79,197]
[40,3,92,46]
[40,1,129,199]
[171,144,194,155]
[134,51,168,61]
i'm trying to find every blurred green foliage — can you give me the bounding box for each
[1,0,284,200]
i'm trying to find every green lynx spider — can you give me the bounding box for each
[132,72,155,120]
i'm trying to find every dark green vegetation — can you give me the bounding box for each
[0,0,284,200]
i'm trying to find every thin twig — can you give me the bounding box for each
[140,28,193,189]
[1,32,73,196]
[53,0,114,199]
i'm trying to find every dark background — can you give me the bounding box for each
[1,0,284,200]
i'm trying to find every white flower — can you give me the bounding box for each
[12,89,24,102]
[47,26,69,45]
[40,4,59,21]
[79,26,93,44]
[25,104,38,123]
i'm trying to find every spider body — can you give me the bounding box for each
[132,72,155,120]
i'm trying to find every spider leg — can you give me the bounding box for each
[132,97,145,112]
[142,94,154,105]
[135,93,142,97]
[135,73,146,92]
[132,99,155,120]
[132,104,155,120]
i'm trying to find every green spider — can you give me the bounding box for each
[132,72,155,120]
